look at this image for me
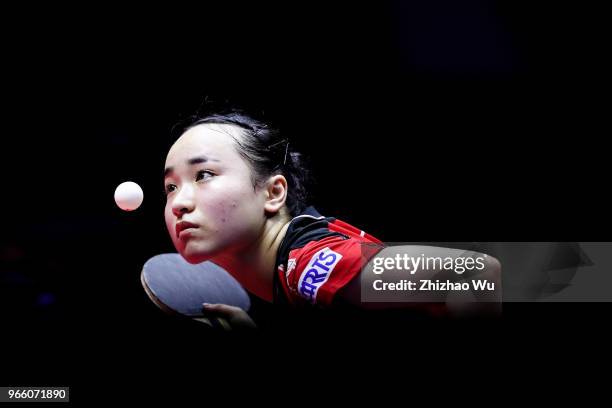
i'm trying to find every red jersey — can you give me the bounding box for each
[274,206,384,307]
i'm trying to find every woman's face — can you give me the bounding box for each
[163,124,267,264]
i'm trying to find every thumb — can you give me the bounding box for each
[202,303,241,317]
[202,303,256,330]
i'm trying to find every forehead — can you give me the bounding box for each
[165,123,244,166]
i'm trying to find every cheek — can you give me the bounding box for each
[201,182,263,233]
[164,204,173,232]
[164,204,181,246]
[200,195,234,227]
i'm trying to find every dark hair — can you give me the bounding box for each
[179,110,312,217]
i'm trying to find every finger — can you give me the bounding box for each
[202,303,241,316]
[193,316,232,330]
[202,304,241,328]
[215,317,232,331]
[193,317,213,327]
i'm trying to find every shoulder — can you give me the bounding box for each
[275,207,384,307]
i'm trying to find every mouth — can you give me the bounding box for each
[175,221,199,239]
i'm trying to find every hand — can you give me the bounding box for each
[196,303,257,330]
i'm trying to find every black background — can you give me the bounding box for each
[1,1,608,402]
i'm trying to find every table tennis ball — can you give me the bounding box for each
[114,181,144,211]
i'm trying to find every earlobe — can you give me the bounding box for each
[264,175,288,214]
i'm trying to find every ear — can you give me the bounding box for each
[263,174,288,215]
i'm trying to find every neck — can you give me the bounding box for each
[211,212,292,302]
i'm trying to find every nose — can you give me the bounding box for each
[171,184,195,217]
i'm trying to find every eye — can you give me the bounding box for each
[196,170,215,182]
[164,184,177,195]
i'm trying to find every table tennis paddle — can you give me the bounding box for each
[141,253,251,329]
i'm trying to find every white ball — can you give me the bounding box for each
[114,181,144,211]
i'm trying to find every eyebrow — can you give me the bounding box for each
[164,155,219,178]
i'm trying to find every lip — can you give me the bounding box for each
[176,221,199,238]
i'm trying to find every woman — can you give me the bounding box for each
[163,110,500,328]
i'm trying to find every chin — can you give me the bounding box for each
[179,242,219,265]
[180,251,208,264]
[183,255,205,264]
